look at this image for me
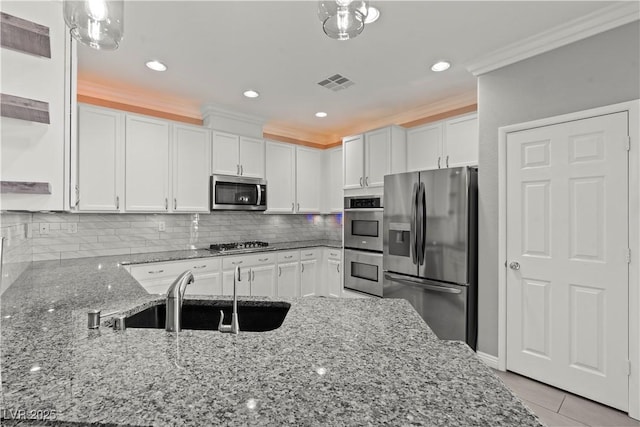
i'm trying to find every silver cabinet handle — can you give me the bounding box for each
[237,266,241,281]
[509,261,521,270]
[165,198,168,210]
[337,264,340,273]
[297,203,300,211]
[301,264,305,273]
[359,177,363,187]
[446,155,449,168]
[437,157,441,168]
[252,270,255,280]
[116,195,119,210]
[148,269,164,274]
[304,253,313,256]
[193,265,207,269]
[284,255,293,259]
[278,266,282,277]
[292,202,295,212]
[232,260,243,265]
[365,176,369,186]
[237,164,240,175]
[174,198,177,210]
[240,165,243,175]
[259,258,269,262]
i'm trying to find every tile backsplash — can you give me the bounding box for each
[1,211,342,292]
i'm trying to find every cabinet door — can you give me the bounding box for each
[327,259,342,298]
[327,147,343,212]
[186,272,222,296]
[343,135,364,189]
[222,268,251,296]
[125,115,170,212]
[172,124,210,212]
[407,123,442,171]
[277,262,299,297]
[239,136,265,178]
[250,264,276,297]
[300,259,319,297]
[212,131,240,175]
[265,141,295,213]
[364,128,390,188]
[296,146,322,212]
[444,114,478,167]
[78,105,124,211]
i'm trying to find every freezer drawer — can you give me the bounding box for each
[383,272,475,349]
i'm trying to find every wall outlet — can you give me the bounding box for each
[39,223,50,235]
[68,223,78,234]
[158,221,166,232]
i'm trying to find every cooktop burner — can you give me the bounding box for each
[209,241,270,252]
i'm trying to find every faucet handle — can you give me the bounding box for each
[218,310,231,333]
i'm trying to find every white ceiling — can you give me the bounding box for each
[78,1,614,143]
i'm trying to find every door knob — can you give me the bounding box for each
[509,261,520,270]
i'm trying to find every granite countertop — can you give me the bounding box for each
[120,239,343,265]
[0,254,543,426]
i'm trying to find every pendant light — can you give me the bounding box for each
[318,0,368,41]
[63,0,124,50]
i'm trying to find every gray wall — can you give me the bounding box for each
[477,22,640,356]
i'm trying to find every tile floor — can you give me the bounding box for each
[493,369,640,427]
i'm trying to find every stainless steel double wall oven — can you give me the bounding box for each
[343,195,384,297]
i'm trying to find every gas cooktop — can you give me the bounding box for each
[209,241,270,252]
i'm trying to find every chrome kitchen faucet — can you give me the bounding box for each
[218,265,240,334]
[165,270,194,332]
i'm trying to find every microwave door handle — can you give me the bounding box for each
[410,182,418,265]
[256,184,262,206]
[384,273,462,294]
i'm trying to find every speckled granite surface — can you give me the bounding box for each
[119,239,343,265]
[0,253,543,426]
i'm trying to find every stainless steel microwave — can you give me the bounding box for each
[211,175,267,211]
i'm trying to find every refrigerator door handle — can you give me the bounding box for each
[417,182,426,265]
[384,273,462,294]
[410,182,418,265]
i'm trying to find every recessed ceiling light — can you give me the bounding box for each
[145,60,167,72]
[315,112,327,118]
[243,90,260,98]
[431,61,451,72]
[364,6,380,24]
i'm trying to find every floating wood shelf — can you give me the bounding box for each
[1,93,49,124]
[0,12,51,58]
[1,181,51,195]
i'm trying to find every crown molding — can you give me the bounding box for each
[200,103,266,128]
[263,122,336,146]
[77,78,201,119]
[467,2,640,76]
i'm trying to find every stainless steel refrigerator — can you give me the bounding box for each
[383,167,477,349]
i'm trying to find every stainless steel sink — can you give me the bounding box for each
[125,300,290,332]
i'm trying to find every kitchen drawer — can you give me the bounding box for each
[130,258,220,282]
[222,252,276,269]
[178,258,220,275]
[300,248,321,260]
[326,248,342,260]
[278,250,300,263]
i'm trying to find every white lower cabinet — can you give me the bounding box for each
[250,264,276,296]
[222,253,275,296]
[129,258,221,295]
[325,249,342,298]
[276,250,300,297]
[300,249,321,297]
[222,268,251,296]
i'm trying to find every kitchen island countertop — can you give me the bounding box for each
[0,254,542,426]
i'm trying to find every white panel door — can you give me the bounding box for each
[172,124,210,212]
[78,105,124,211]
[296,146,322,213]
[211,131,240,176]
[300,259,319,297]
[343,135,364,189]
[407,123,442,171]
[186,272,222,296]
[327,258,342,298]
[327,147,343,212]
[250,264,276,297]
[265,141,295,213]
[239,136,265,178]
[364,128,391,188]
[506,112,629,410]
[277,262,299,297]
[222,269,251,296]
[125,115,170,212]
[444,114,478,167]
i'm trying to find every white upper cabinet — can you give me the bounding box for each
[77,105,124,212]
[325,146,343,213]
[445,114,478,167]
[296,146,322,213]
[172,124,210,212]
[211,131,264,178]
[406,113,478,171]
[343,135,364,189]
[125,115,170,212]
[265,141,296,213]
[343,125,406,190]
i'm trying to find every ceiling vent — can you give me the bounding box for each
[317,74,355,92]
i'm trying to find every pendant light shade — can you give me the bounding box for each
[63,0,124,50]
[318,1,368,40]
